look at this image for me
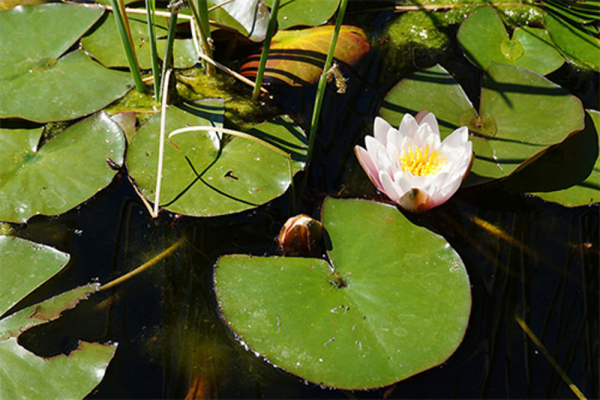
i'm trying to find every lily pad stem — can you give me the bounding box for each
[251,0,280,102]
[98,239,185,291]
[109,0,146,93]
[305,0,348,169]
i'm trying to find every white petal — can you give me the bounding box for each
[398,113,419,139]
[393,170,412,194]
[441,126,469,149]
[374,117,392,145]
[380,171,401,202]
[355,145,383,190]
[417,111,440,136]
[436,174,463,205]
[365,135,385,157]
[386,139,400,168]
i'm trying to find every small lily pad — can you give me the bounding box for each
[0,112,126,223]
[126,100,307,217]
[457,6,564,75]
[0,4,133,122]
[264,0,340,30]
[215,198,471,389]
[0,235,116,400]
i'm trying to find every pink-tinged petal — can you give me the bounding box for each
[365,135,384,154]
[377,148,395,177]
[355,145,383,190]
[380,171,401,202]
[373,117,392,145]
[416,111,440,135]
[398,113,419,139]
[398,188,435,213]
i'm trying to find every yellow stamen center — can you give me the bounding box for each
[400,144,446,177]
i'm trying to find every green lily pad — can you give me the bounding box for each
[82,13,198,69]
[379,63,585,185]
[0,235,116,399]
[544,12,600,72]
[126,100,307,217]
[0,4,133,122]
[0,112,126,223]
[458,6,564,75]
[264,0,340,30]
[215,198,471,389]
[503,110,600,206]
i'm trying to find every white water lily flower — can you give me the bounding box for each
[355,111,473,213]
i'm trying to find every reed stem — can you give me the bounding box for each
[144,0,160,101]
[109,0,146,93]
[305,0,348,168]
[251,0,280,102]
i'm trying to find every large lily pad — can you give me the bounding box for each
[264,0,340,30]
[0,4,133,122]
[544,11,600,72]
[82,13,198,69]
[126,100,307,217]
[0,112,126,223]
[380,63,585,185]
[503,110,600,206]
[240,25,370,86]
[215,198,471,389]
[0,235,116,399]
[458,6,564,75]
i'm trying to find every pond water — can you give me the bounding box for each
[3,2,599,399]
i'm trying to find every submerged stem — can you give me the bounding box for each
[98,239,186,291]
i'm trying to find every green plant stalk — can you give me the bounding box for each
[109,0,146,93]
[144,0,161,101]
[251,0,280,102]
[188,0,216,76]
[159,5,179,101]
[305,0,348,168]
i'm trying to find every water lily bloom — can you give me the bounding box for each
[355,111,473,213]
